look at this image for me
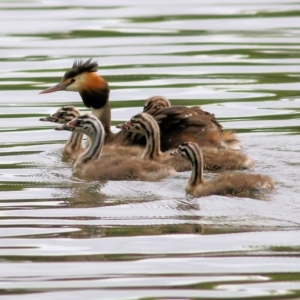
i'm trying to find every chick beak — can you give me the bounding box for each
[67,119,77,127]
[55,120,76,132]
[116,121,131,130]
[39,116,57,122]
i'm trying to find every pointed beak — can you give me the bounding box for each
[116,120,131,130]
[39,82,69,94]
[55,119,77,131]
[67,119,77,127]
[39,116,58,122]
[55,124,75,132]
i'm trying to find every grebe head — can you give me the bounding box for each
[170,142,201,163]
[39,58,102,94]
[118,113,155,134]
[143,96,171,115]
[40,106,81,124]
[55,114,100,135]
[40,59,110,110]
[170,142,190,159]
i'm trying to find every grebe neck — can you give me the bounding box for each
[187,145,204,188]
[75,120,104,166]
[142,117,162,160]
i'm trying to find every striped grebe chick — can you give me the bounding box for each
[40,106,84,160]
[170,142,274,197]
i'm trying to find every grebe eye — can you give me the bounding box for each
[70,78,76,83]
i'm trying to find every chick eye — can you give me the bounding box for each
[70,78,76,83]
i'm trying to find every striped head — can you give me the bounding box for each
[170,142,203,164]
[120,113,158,135]
[143,96,171,116]
[55,114,104,136]
[40,106,81,124]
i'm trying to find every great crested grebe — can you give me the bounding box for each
[119,113,254,171]
[55,114,175,181]
[170,142,274,197]
[39,58,239,150]
[143,95,241,150]
[39,59,131,145]
[40,106,84,159]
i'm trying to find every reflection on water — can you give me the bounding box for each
[1,0,300,299]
